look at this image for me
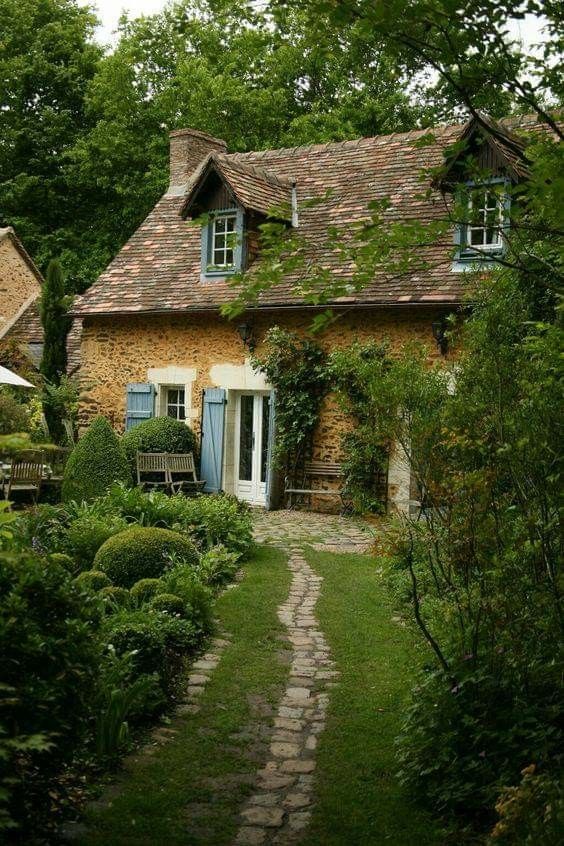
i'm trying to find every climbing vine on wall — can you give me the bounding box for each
[330,341,390,513]
[252,327,329,474]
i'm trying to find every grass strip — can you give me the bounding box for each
[79,544,291,846]
[305,548,444,846]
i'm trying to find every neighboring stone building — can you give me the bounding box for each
[0,227,81,374]
[72,115,542,512]
[0,227,44,364]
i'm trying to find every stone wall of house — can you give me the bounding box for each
[78,306,446,511]
[0,234,41,338]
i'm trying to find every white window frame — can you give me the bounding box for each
[147,366,197,425]
[211,213,237,269]
[466,187,504,252]
[164,386,186,421]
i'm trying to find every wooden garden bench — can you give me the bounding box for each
[4,460,43,503]
[284,461,351,513]
[136,452,205,495]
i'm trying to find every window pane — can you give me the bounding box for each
[178,389,185,404]
[168,389,178,404]
[167,404,178,419]
[225,248,234,265]
[239,396,254,481]
[226,217,235,231]
[470,228,483,246]
[213,249,224,265]
[261,396,270,483]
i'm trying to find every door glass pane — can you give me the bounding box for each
[260,396,270,483]
[239,395,254,481]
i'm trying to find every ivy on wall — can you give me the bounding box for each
[254,328,390,513]
[329,341,390,513]
[252,327,329,476]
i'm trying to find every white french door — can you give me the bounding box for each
[235,393,270,505]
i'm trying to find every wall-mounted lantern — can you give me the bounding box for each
[237,322,256,353]
[432,319,449,355]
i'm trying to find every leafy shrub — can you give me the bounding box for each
[181,494,253,555]
[64,514,128,570]
[104,610,200,696]
[94,486,254,557]
[62,416,131,502]
[121,416,198,472]
[47,552,75,572]
[488,765,564,845]
[160,565,214,636]
[99,586,130,611]
[94,526,198,588]
[13,503,69,555]
[0,551,101,833]
[95,649,163,760]
[74,570,112,591]
[151,593,185,616]
[197,544,240,588]
[0,391,30,434]
[396,666,562,820]
[130,578,162,605]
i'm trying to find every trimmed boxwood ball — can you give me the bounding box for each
[130,578,162,605]
[74,570,112,591]
[62,416,132,502]
[48,552,76,573]
[94,526,199,588]
[99,585,130,610]
[151,593,185,616]
[121,416,198,472]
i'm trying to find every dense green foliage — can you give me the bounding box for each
[39,260,70,384]
[94,525,199,587]
[253,327,329,474]
[330,341,391,512]
[121,415,199,471]
[0,550,101,831]
[62,416,132,502]
[0,390,30,434]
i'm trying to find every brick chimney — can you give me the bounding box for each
[168,128,227,192]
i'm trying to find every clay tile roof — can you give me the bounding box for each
[72,113,553,317]
[182,153,293,219]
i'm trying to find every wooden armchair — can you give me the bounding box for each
[136,452,169,490]
[166,453,206,496]
[5,460,43,503]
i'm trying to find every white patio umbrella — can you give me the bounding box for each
[0,364,35,388]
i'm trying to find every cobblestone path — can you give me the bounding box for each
[234,511,374,845]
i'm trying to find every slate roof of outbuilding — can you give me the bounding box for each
[72,113,547,317]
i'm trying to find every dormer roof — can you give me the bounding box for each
[433,112,531,190]
[181,152,294,221]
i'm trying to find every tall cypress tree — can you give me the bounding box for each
[40,259,71,442]
[40,259,70,384]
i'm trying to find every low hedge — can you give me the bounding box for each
[94,526,199,588]
[62,416,132,502]
[121,416,198,472]
[151,593,185,616]
[74,570,112,591]
[130,578,162,605]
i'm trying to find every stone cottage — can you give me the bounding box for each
[72,114,540,512]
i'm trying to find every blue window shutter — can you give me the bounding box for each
[125,383,155,431]
[265,390,277,510]
[201,219,210,276]
[234,207,245,270]
[200,388,226,492]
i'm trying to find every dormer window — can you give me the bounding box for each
[454,179,510,269]
[201,208,245,279]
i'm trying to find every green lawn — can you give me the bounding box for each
[304,548,444,846]
[79,544,291,846]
